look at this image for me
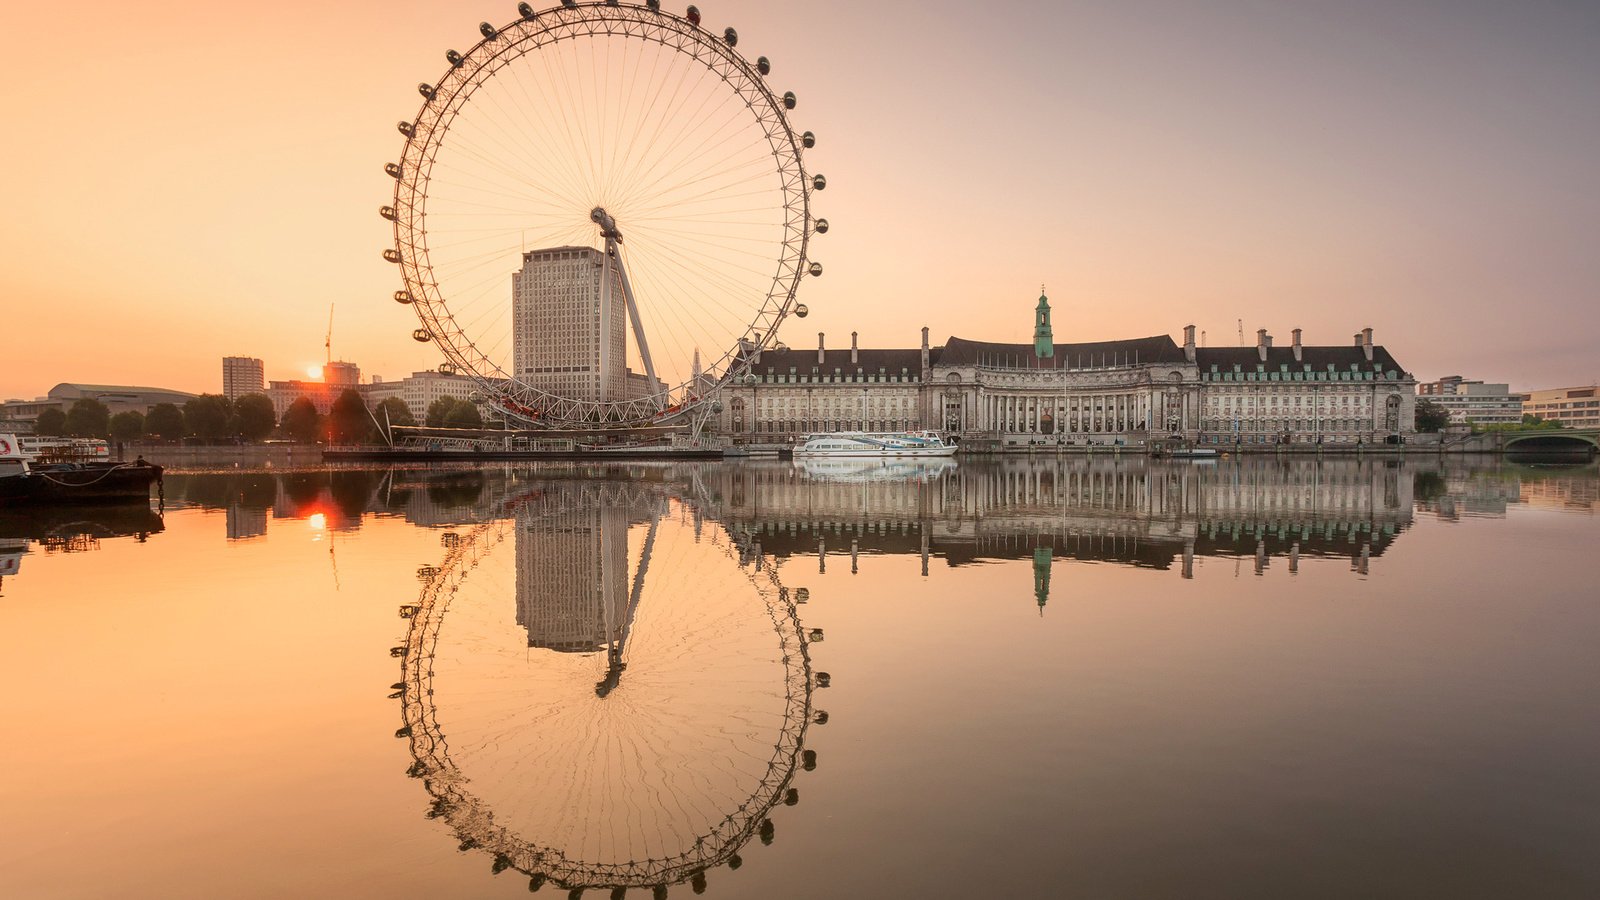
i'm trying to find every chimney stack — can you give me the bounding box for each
[1362,327,1374,362]
[1256,328,1270,362]
[1354,332,1364,348]
[1182,324,1196,363]
[752,331,761,364]
[920,326,930,374]
[818,332,825,365]
[851,331,858,365]
[1291,328,1303,362]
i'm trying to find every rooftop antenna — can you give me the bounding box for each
[325,303,335,366]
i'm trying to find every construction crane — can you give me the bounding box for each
[325,303,335,366]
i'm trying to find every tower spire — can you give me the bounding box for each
[1033,287,1054,359]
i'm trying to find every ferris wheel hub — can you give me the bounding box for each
[590,206,622,243]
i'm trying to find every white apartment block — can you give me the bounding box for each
[1417,376,1521,425]
[1520,385,1600,429]
[222,356,265,400]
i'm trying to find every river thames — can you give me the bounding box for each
[3,456,1598,899]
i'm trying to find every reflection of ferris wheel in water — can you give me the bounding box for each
[394,483,821,893]
[384,2,826,429]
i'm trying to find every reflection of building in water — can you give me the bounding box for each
[1033,548,1052,613]
[226,504,268,541]
[1519,473,1600,512]
[513,483,668,653]
[718,459,1416,588]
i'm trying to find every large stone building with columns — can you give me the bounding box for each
[716,293,1416,446]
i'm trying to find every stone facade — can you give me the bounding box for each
[715,297,1416,446]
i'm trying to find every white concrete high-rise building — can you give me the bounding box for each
[512,246,626,403]
[222,356,265,400]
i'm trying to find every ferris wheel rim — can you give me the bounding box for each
[388,2,815,429]
[397,493,814,889]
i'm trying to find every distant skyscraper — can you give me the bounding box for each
[222,356,265,400]
[512,246,626,402]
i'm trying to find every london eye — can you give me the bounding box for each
[394,479,819,892]
[384,2,826,429]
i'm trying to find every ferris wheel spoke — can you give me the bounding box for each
[435,109,594,214]
[608,84,757,213]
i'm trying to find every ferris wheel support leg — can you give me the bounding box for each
[613,245,662,409]
[598,249,616,404]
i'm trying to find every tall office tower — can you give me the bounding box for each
[221,356,265,400]
[512,246,627,402]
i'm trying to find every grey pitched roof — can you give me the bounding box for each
[1194,345,1407,374]
[936,334,1187,369]
[745,345,927,377]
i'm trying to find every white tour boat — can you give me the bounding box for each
[791,431,957,458]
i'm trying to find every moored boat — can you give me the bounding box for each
[791,431,957,458]
[0,434,163,505]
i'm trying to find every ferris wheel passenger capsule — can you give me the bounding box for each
[517,2,536,18]
[384,249,402,263]
[385,162,402,179]
[808,262,823,277]
[397,121,414,138]
[801,130,815,148]
[757,56,770,75]
[439,363,457,375]
[412,328,433,343]
[446,49,464,67]
[794,303,809,318]
[394,290,413,304]
[645,0,661,9]
[686,5,701,26]
[814,218,829,233]
[380,206,397,221]
[782,91,796,110]
[724,27,738,46]
[478,22,497,39]
[418,83,435,100]
[812,173,826,190]
[562,0,576,7]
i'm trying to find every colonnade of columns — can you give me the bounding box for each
[974,390,1158,435]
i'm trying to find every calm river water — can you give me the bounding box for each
[3,456,1598,899]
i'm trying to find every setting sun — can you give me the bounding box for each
[305,365,323,381]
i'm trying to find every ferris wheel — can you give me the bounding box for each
[383,2,826,429]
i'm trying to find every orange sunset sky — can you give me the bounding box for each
[4,0,1597,400]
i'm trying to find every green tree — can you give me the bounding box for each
[109,410,145,442]
[231,393,277,442]
[425,397,458,428]
[328,389,374,443]
[64,398,112,438]
[280,396,322,443]
[376,396,416,428]
[1413,398,1450,433]
[144,403,185,440]
[183,394,234,440]
[444,400,484,429]
[34,407,66,436]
